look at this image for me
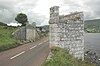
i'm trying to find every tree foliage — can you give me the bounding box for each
[15,13,28,26]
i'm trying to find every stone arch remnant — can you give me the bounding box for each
[49,6,84,60]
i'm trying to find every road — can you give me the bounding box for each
[0,37,50,66]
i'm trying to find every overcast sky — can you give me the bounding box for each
[0,0,100,25]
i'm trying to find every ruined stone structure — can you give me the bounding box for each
[49,6,84,60]
[12,24,40,41]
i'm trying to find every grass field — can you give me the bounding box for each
[42,47,96,66]
[0,26,21,51]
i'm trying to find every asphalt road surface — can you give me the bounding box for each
[0,37,50,66]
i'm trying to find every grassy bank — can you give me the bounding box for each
[42,47,95,66]
[0,26,21,51]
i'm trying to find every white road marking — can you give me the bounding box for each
[30,40,48,50]
[30,45,37,50]
[43,40,48,43]
[39,40,48,45]
[39,43,42,45]
[10,51,25,60]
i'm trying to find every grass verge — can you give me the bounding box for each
[42,47,96,66]
[0,26,21,52]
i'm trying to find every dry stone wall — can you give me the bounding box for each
[49,6,84,60]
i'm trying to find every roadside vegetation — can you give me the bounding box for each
[0,26,21,52]
[42,47,95,66]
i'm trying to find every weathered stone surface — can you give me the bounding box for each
[49,6,84,60]
[13,24,40,41]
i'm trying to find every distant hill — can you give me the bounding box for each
[0,22,7,26]
[85,19,100,33]
[37,25,49,32]
[41,25,49,32]
[85,19,100,27]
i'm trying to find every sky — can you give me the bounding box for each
[0,0,100,26]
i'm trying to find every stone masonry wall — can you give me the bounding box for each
[12,27,26,40]
[49,6,84,60]
[13,25,40,41]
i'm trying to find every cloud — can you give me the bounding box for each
[84,0,100,19]
[0,0,40,24]
[0,0,100,25]
[61,0,100,20]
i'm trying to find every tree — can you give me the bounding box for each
[15,13,28,26]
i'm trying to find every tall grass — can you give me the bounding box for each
[42,47,96,66]
[0,26,21,51]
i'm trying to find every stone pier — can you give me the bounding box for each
[49,6,84,60]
